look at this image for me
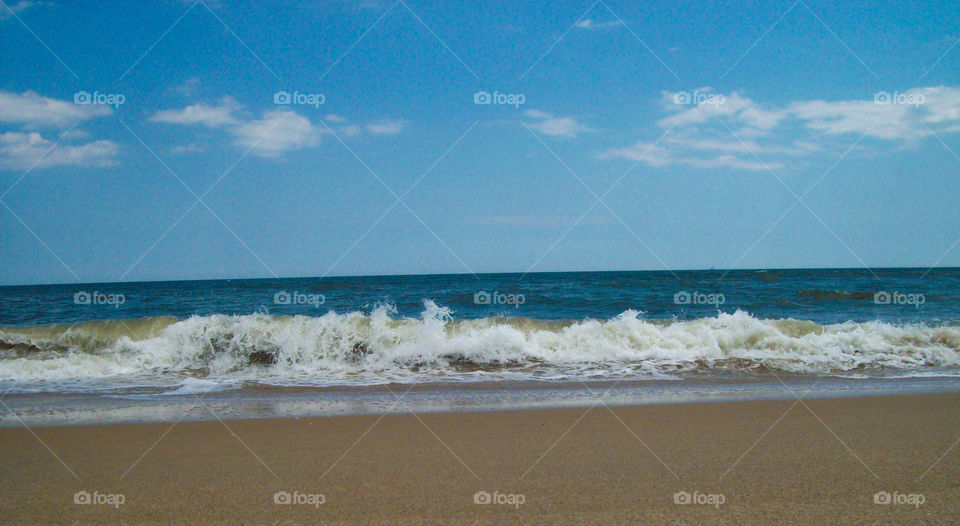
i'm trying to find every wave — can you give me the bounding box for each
[1,302,959,390]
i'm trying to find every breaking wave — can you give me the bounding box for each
[1,301,959,392]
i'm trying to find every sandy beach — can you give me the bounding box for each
[0,392,957,524]
[3,0,958,522]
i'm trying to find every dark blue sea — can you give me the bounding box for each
[2,268,959,425]
[2,268,958,326]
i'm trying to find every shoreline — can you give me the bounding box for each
[4,374,960,428]
[1,392,957,523]
[0,376,960,429]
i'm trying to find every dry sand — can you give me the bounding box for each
[1,392,958,524]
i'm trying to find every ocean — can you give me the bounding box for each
[1,268,959,425]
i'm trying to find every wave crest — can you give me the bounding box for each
[1,303,958,389]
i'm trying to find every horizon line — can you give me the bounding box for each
[2,264,958,288]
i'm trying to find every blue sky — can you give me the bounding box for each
[1,0,959,285]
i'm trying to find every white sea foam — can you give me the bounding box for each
[1,302,958,390]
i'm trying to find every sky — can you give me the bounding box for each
[1,0,959,285]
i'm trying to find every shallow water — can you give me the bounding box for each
[3,375,960,428]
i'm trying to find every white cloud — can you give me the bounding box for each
[340,124,362,137]
[172,78,201,97]
[171,143,205,155]
[0,91,117,170]
[365,119,407,135]
[0,131,118,169]
[739,106,785,130]
[602,86,960,171]
[682,155,778,171]
[232,110,321,156]
[662,135,818,156]
[149,97,241,128]
[151,100,406,157]
[600,141,672,166]
[921,87,960,125]
[599,141,779,171]
[524,110,592,138]
[0,1,42,20]
[0,90,112,128]
[658,86,960,140]
[656,91,776,129]
[786,87,960,139]
[574,19,622,30]
[151,99,319,157]
[58,129,92,141]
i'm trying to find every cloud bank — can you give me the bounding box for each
[601,86,960,171]
[0,91,118,170]
[150,98,406,157]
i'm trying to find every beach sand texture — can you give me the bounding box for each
[1,393,957,524]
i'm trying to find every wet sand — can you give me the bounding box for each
[1,392,958,524]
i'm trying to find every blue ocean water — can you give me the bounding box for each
[1,268,957,326]
[0,268,958,394]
